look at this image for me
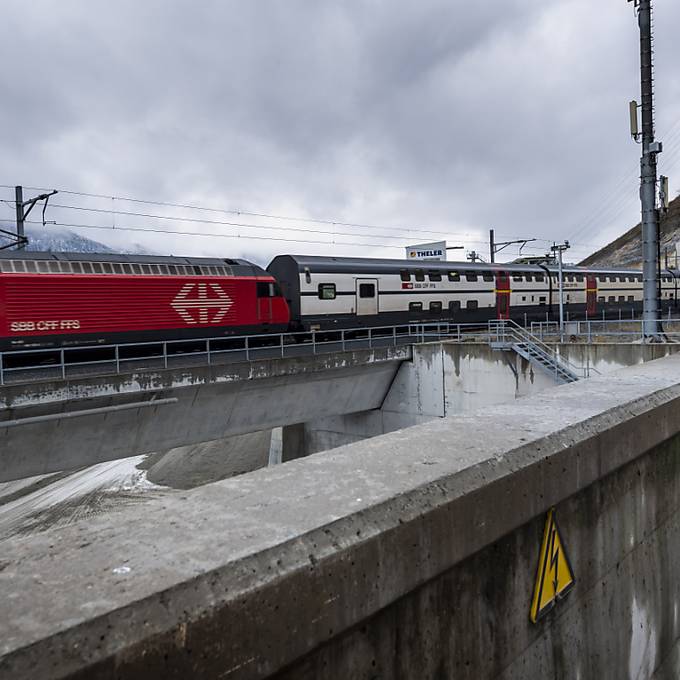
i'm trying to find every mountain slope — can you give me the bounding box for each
[579,194,680,269]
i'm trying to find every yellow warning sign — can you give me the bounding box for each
[530,509,575,623]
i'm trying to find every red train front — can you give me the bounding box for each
[0,253,290,351]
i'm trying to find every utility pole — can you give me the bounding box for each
[467,250,485,264]
[629,0,663,339]
[12,185,58,250]
[551,241,570,342]
[489,231,537,263]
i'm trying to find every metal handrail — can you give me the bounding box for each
[489,319,598,379]
[0,317,616,387]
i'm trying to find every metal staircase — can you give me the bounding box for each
[488,319,591,384]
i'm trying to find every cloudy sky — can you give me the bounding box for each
[2,0,679,265]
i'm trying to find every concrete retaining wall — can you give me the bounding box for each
[3,356,680,678]
[0,346,409,482]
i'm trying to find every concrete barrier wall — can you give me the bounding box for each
[3,356,680,678]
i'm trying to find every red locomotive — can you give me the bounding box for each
[0,253,290,351]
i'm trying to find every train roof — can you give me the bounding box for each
[0,250,252,266]
[0,251,265,276]
[269,254,646,276]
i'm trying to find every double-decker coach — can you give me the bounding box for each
[267,254,678,331]
[0,252,289,351]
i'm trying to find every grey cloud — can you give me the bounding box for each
[1,0,679,264]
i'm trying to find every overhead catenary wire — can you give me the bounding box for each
[0,184,467,239]
[13,218,491,251]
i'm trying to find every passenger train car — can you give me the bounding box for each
[0,252,289,351]
[267,255,679,331]
[0,251,677,352]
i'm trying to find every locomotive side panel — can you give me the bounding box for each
[0,273,289,349]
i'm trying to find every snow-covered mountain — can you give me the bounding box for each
[0,224,153,255]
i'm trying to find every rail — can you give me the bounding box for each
[530,316,680,343]
[0,322,495,387]
[0,318,610,387]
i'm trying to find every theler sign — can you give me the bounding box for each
[405,241,447,261]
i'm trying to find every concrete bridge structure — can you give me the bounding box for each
[2,354,680,678]
[2,337,680,482]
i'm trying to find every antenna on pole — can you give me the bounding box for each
[629,0,663,340]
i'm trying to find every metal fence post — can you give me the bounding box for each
[246,336,250,361]
[280,333,285,358]
[206,340,211,366]
[368,327,372,349]
[163,342,168,369]
[114,346,119,375]
[0,352,4,386]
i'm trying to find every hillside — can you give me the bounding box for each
[0,224,153,255]
[579,194,680,269]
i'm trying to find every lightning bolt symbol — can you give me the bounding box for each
[550,526,560,596]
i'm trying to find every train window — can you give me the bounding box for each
[0,260,12,272]
[25,261,37,272]
[466,299,478,310]
[482,272,494,282]
[37,261,49,273]
[429,301,442,313]
[318,283,336,300]
[257,281,273,298]
[628,296,635,302]
[448,300,461,311]
[415,270,425,282]
[598,296,605,303]
[122,264,132,274]
[608,296,615,302]
[465,272,478,282]
[576,275,584,282]
[525,274,533,282]
[618,295,625,302]
[304,267,311,284]
[92,262,103,274]
[428,271,442,282]
[521,296,527,301]
[59,262,71,273]
[130,264,141,274]
[539,296,546,304]
[400,270,410,282]
[100,263,111,274]
[81,262,93,274]
[140,264,150,274]
[628,276,635,283]
[167,265,178,275]
[72,263,83,274]
[448,271,460,282]
[113,263,124,274]
[409,302,423,312]
[48,261,61,273]
[535,274,544,282]
[513,274,523,282]
[359,283,375,298]
[10,261,23,272]
[273,282,283,297]
[208,266,218,275]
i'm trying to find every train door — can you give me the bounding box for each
[356,279,378,316]
[586,275,597,316]
[495,271,510,319]
[257,281,273,323]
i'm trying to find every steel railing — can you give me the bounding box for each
[0,321,499,386]
[0,317,622,387]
